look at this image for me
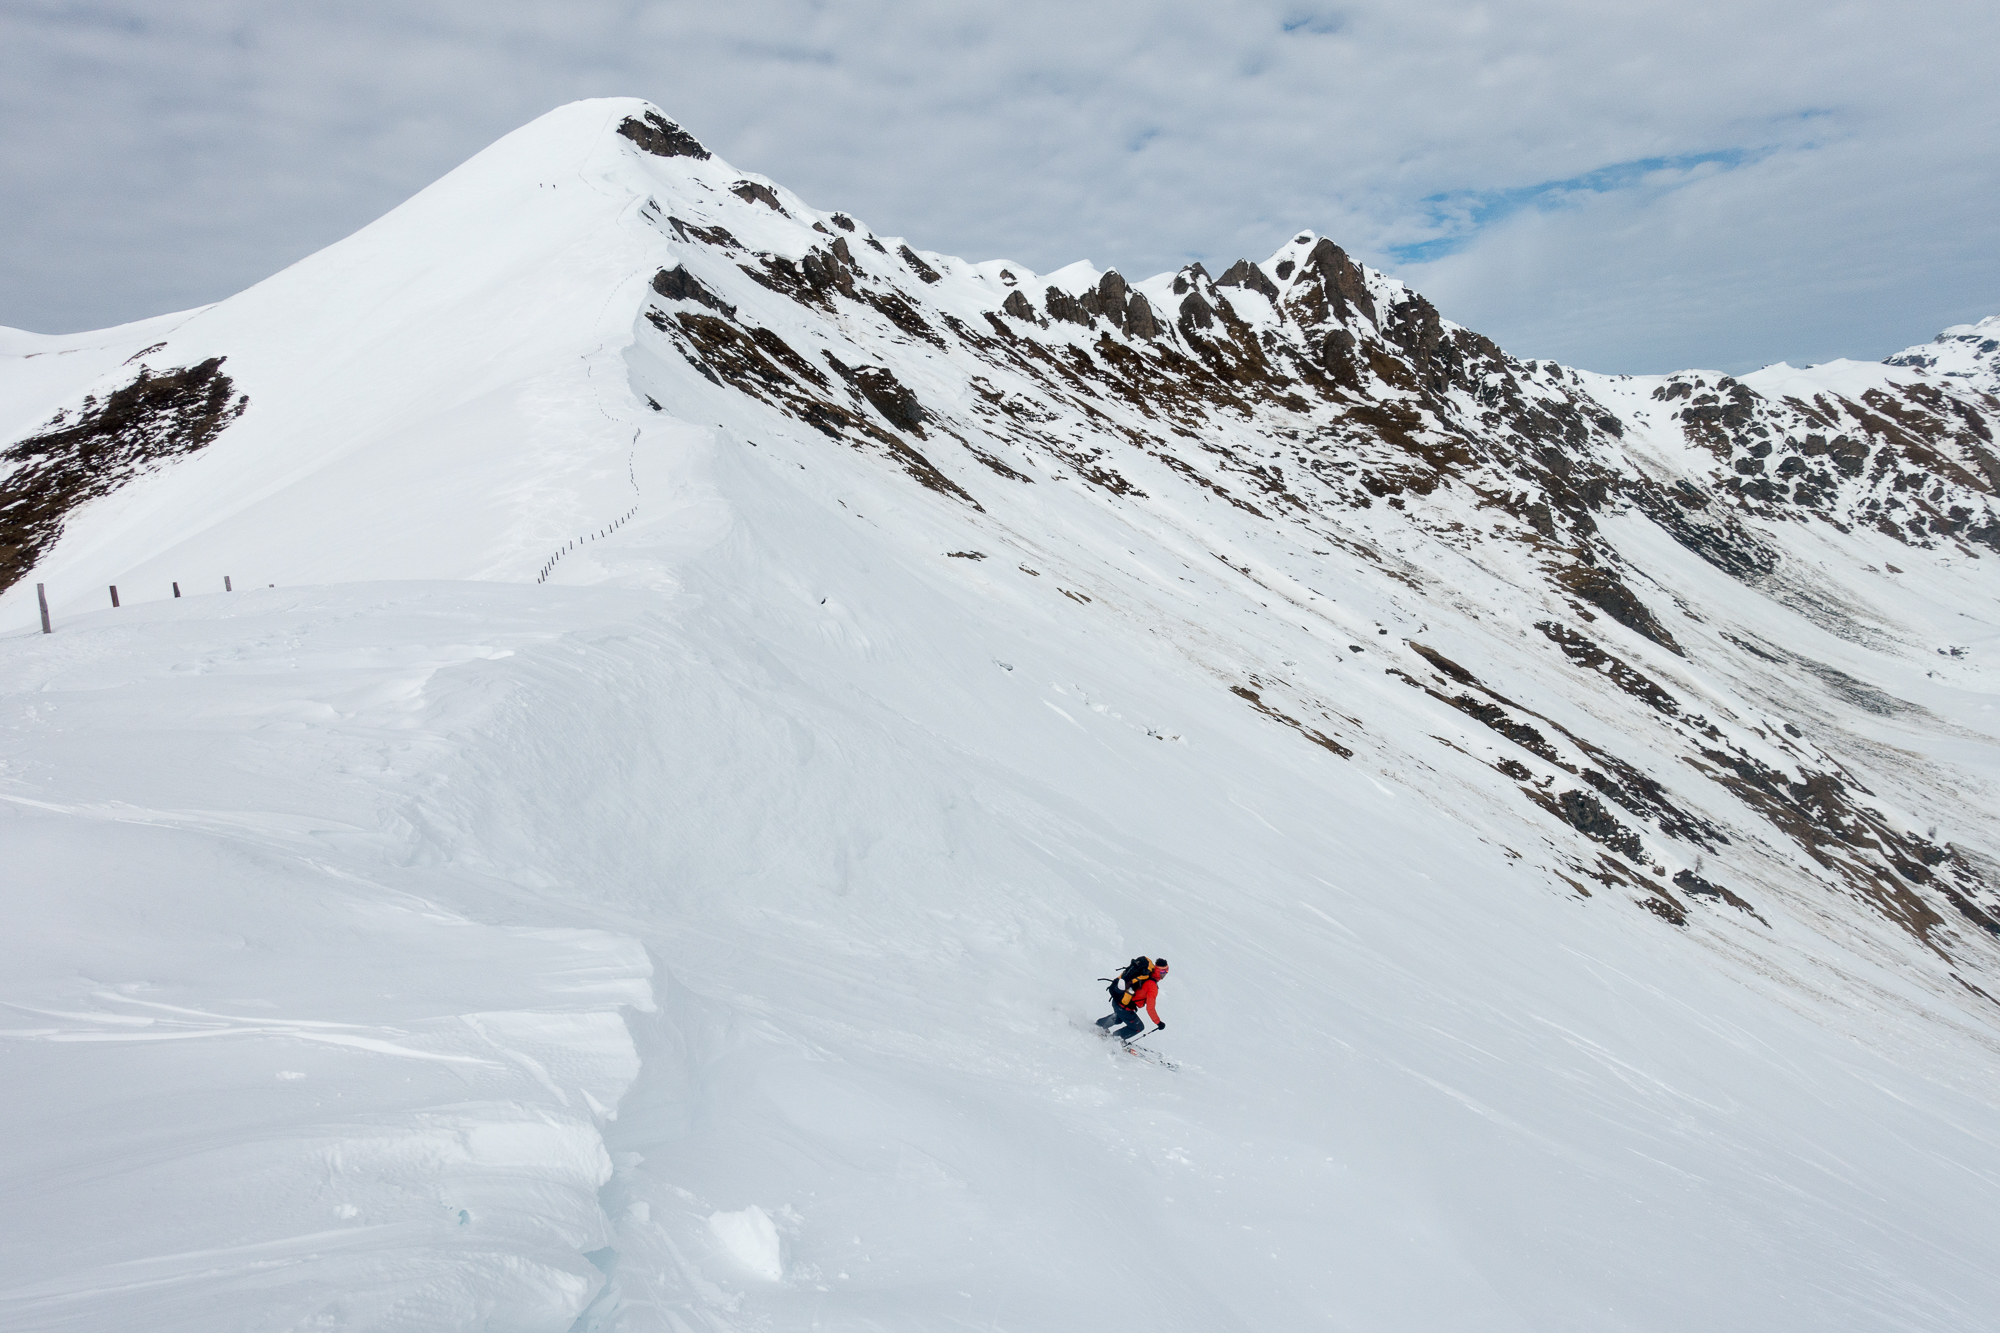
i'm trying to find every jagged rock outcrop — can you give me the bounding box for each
[730,180,784,212]
[898,245,942,284]
[603,120,2000,960]
[652,264,736,317]
[1125,292,1159,339]
[1216,258,1280,302]
[1002,289,1040,324]
[616,110,709,160]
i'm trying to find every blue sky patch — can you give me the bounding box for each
[1389,148,1756,265]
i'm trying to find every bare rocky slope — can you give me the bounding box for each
[602,106,2000,967]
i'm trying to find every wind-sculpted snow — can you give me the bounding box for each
[3,99,2000,1331]
[0,591,652,1331]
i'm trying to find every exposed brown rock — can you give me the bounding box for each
[629,195,2000,954]
[1553,789,1646,863]
[1382,293,1447,391]
[1,360,247,593]
[1230,685,1353,758]
[747,327,829,387]
[898,245,943,283]
[1535,622,1679,714]
[1178,292,1216,332]
[1290,238,1376,327]
[863,290,943,345]
[1077,273,1130,330]
[1125,293,1160,340]
[740,253,838,309]
[1673,869,1765,922]
[730,181,785,211]
[850,364,928,434]
[1045,287,1091,327]
[1553,564,1682,654]
[1320,329,1359,390]
[667,216,740,249]
[616,111,710,160]
[1217,259,1280,302]
[1408,641,1477,684]
[652,265,736,317]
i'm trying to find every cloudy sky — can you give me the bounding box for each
[3,0,1995,372]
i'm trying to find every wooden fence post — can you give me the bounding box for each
[109,585,120,608]
[172,582,181,598]
[225,576,233,592]
[37,583,52,634]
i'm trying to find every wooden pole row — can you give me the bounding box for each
[32,578,241,634]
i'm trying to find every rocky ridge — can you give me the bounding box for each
[608,108,2000,970]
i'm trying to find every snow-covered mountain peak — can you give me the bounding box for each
[5,98,2000,1332]
[1886,312,2000,396]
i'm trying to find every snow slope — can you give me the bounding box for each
[0,103,657,613]
[5,99,2000,1331]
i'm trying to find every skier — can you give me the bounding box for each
[1096,956,1168,1042]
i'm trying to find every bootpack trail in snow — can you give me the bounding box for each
[3,97,2000,1333]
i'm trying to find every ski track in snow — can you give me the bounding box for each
[0,98,1998,1331]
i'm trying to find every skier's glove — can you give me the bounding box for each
[1154,1021,1166,1031]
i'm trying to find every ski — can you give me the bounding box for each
[1121,1041,1179,1071]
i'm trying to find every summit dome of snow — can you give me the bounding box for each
[5,99,2000,1332]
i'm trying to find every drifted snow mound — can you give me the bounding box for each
[0,587,653,1330]
[3,98,2000,1331]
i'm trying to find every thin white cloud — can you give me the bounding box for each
[1,0,1995,371]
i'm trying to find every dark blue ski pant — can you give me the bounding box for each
[1097,1006,1145,1040]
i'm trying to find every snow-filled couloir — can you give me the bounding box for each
[5,98,2000,1332]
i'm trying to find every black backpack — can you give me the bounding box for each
[1105,956,1153,1006]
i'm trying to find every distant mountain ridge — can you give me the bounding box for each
[1886,314,2000,395]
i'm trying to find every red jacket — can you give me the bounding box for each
[1121,975,1162,1024]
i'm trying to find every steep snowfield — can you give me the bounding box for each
[5,99,2000,1331]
